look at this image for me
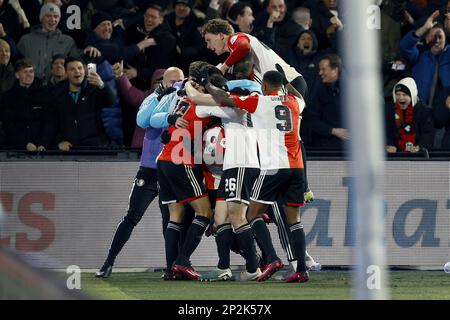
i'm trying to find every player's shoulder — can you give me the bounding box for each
[228,32,250,46]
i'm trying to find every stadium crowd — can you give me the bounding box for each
[1,0,450,153]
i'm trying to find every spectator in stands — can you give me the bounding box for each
[252,0,302,51]
[47,54,67,88]
[0,38,14,94]
[385,77,434,153]
[400,10,450,147]
[166,0,212,75]
[112,61,168,148]
[308,0,343,50]
[85,11,154,67]
[227,2,255,34]
[284,29,337,102]
[291,6,313,31]
[43,57,116,151]
[303,54,349,148]
[125,4,177,90]
[0,0,28,43]
[0,58,47,151]
[17,3,101,85]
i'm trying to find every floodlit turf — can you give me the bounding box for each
[77,270,450,300]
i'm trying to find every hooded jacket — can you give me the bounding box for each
[385,77,434,149]
[284,29,338,102]
[400,31,450,104]
[17,27,79,84]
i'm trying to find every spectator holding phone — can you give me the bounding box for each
[43,57,116,150]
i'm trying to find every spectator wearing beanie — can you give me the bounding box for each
[385,77,434,153]
[17,3,101,85]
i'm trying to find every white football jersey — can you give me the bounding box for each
[196,106,259,170]
[227,33,301,83]
[232,92,305,170]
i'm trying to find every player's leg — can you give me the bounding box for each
[172,165,212,279]
[225,168,260,279]
[283,205,309,283]
[156,161,186,279]
[202,199,234,281]
[248,170,286,281]
[95,167,158,278]
[283,169,309,283]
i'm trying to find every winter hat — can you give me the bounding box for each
[393,77,419,106]
[91,11,113,30]
[39,3,61,21]
[394,83,411,98]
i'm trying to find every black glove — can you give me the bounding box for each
[167,113,180,126]
[157,86,177,101]
[160,130,172,144]
[275,63,289,85]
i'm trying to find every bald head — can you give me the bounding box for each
[0,39,11,65]
[163,67,184,89]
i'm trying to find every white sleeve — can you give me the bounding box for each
[195,106,236,119]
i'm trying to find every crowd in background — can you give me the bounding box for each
[1,0,450,153]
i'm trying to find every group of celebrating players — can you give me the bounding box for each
[96,18,321,283]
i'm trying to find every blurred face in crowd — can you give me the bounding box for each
[52,58,66,79]
[395,92,412,109]
[66,61,85,87]
[319,58,339,83]
[0,0,4,8]
[16,66,35,87]
[162,68,184,88]
[236,6,254,33]
[95,20,113,40]
[426,27,446,55]
[0,42,10,65]
[267,0,286,22]
[175,3,191,20]
[297,33,314,55]
[42,12,61,32]
[144,7,163,33]
[204,33,228,55]
[323,0,337,10]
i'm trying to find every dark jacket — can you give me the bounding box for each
[385,100,434,149]
[303,78,345,147]
[44,80,116,148]
[97,60,124,145]
[432,86,450,148]
[0,80,48,149]
[166,12,211,74]
[126,22,176,90]
[284,30,337,102]
[400,31,450,104]
[0,62,15,94]
[84,28,140,65]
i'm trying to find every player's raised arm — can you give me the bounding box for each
[185,81,217,106]
[205,82,237,108]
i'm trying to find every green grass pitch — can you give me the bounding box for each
[77,270,450,300]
